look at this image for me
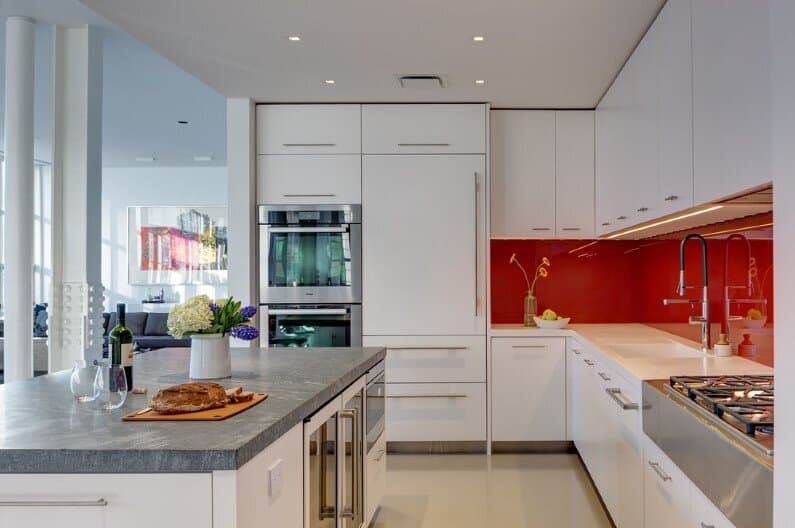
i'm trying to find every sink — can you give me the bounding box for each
[606,341,703,359]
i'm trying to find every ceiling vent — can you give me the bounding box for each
[398,75,446,89]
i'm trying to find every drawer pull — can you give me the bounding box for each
[374,448,387,462]
[561,227,581,231]
[648,461,672,482]
[606,388,639,410]
[572,349,583,355]
[387,346,468,351]
[386,394,467,399]
[617,215,628,220]
[397,143,451,147]
[0,498,108,508]
[583,359,595,366]
[637,207,649,212]
[598,372,611,381]
[511,345,546,349]
[282,193,337,198]
[700,523,715,528]
[601,222,611,226]
[532,227,552,231]
[282,143,336,147]
[664,195,680,202]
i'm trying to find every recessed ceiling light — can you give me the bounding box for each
[472,36,485,42]
[193,156,214,162]
[177,120,189,125]
[288,35,301,41]
[135,156,156,163]
[475,79,486,85]
[324,79,336,85]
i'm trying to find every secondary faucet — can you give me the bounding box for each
[723,233,767,343]
[663,234,711,354]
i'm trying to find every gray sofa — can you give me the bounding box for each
[103,312,190,355]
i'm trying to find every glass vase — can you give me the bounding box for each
[523,292,538,327]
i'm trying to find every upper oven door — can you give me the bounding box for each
[259,205,362,304]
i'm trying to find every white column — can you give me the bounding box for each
[49,25,105,370]
[3,16,36,382]
[226,98,258,347]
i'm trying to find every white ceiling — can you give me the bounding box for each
[0,0,226,166]
[78,0,665,108]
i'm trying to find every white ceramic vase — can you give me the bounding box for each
[189,333,231,379]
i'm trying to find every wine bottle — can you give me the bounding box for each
[109,303,134,389]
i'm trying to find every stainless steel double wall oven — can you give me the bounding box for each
[259,204,362,347]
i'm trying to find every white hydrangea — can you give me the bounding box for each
[167,294,214,338]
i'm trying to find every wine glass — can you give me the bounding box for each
[94,364,128,411]
[69,360,99,402]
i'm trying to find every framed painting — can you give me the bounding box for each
[128,206,228,285]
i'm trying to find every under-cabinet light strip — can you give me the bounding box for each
[604,205,724,240]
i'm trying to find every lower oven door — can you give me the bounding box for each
[264,304,362,348]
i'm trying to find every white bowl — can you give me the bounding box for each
[533,316,571,329]
[741,316,767,329]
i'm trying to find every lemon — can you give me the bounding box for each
[747,308,764,320]
[541,309,558,321]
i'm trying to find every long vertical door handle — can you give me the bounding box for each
[338,409,356,520]
[474,171,479,317]
[318,422,334,520]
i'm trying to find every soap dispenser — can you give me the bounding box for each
[714,333,732,357]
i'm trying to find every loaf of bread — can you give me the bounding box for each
[151,382,228,414]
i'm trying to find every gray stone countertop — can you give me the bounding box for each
[0,346,385,473]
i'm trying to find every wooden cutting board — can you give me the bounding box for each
[122,393,268,421]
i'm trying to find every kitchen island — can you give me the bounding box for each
[0,346,385,527]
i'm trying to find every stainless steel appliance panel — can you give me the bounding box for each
[642,381,772,528]
[263,304,362,348]
[366,362,386,454]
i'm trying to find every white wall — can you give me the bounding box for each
[771,1,794,526]
[101,166,228,312]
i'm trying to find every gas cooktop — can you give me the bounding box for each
[667,375,774,456]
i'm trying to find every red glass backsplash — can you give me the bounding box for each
[491,236,774,366]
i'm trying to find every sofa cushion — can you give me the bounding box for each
[136,336,190,350]
[125,312,148,336]
[144,312,170,336]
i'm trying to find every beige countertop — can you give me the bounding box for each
[490,323,773,382]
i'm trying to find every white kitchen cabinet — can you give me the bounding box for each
[385,382,487,442]
[566,338,585,443]
[643,433,691,528]
[490,110,556,238]
[656,0,694,215]
[491,337,566,442]
[365,432,387,526]
[692,0,772,204]
[690,481,735,528]
[364,335,486,384]
[362,104,486,154]
[0,473,212,528]
[256,104,361,154]
[555,111,595,238]
[362,155,486,336]
[256,155,361,205]
[213,423,303,528]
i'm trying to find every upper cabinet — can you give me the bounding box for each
[256,104,362,154]
[362,104,486,154]
[692,0,772,203]
[491,110,595,238]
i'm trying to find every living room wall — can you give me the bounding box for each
[101,166,229,313]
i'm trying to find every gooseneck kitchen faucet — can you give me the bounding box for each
[663,234,711,354]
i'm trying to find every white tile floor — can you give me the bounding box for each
[371,454,612,528]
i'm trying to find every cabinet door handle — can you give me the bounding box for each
[397,143,451,147]
[648,461,672,482]
[637,207,649,212]
[664,195,679,201]
[386,394,467,399]
[601,222,611,227]
[338,408,360,520]
[282,143,336,147]
[282,193,337,198]
[606,388,639,410]
[319,421,335,519]
[598,372,611,381]
[700,523,715,528]
[0,498,108,508]
[511,345,546,349]
[561,227,581,231]
[474,171,479,318]
[583,359,594,366]
[532,227,552,231]
[572,349,583,355]
[617,215,628,220]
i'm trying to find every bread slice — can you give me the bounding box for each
[151,382,228,414]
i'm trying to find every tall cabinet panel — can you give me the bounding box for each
[555,111,595,237]
[692,0,772,203]
[490,111,556,238]
[362,155,486,336]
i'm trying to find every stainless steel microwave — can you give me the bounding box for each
[258,204,362,304]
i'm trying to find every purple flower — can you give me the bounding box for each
[240,305,257,319]
[231,325,259,341]
[209,303,220,313]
